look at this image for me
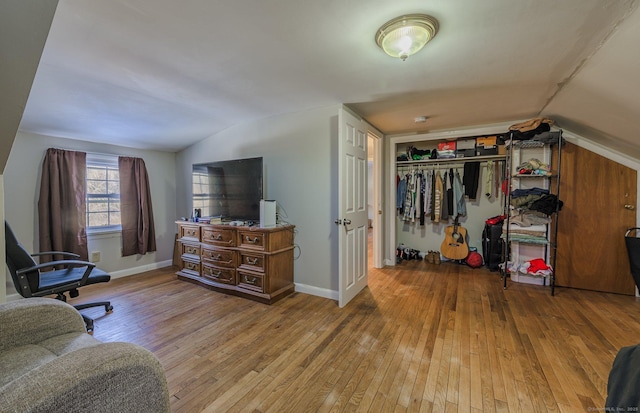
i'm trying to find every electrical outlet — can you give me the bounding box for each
[91,251,101,262]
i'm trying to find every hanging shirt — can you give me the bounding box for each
[463,161,481,199]
[454,170,466,217]
[403,171,415,222]
[485,160,494,199]
[424,170,432,216]
[447,168,455,217]
[433,172,443,223]
[397,175,407,211]
[419,172,425,226]
[414,173,421,223]
[441,171,449,221]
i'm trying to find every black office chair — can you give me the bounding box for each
[5,221,113,333]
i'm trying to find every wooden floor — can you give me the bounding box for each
[72,259,640,412]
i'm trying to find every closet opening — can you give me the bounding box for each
[387,126,511,267]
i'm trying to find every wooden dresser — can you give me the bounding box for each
[175,221,295,304]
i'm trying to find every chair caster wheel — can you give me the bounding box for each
[106,305,114,312]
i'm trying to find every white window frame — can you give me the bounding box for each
[86,153,121,234]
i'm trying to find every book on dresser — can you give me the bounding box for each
[175,221,295,304]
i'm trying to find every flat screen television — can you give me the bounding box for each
[192,157,263,222]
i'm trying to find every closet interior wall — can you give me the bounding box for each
[395,142,506,256]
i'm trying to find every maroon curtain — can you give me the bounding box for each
[119,156,156,256]
[38,148,88,262]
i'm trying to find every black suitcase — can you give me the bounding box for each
[625,228,640,291]
[482,222,503,271]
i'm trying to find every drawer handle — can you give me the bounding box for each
[246,236,260,244]
[246,257,259,265]
[211,254,232,264]
[244,275,257,285]
[211,233,223,240]
[187,247,197,254]
[212,270,222,277]
[186,262,197,270]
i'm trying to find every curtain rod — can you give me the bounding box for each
[50,147,119,158]
[49,148,145,160]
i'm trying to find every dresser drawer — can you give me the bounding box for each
[179,225,200,242]
[202,265,235,285]
[201,248,236,268]
[181,242,201,257]
[202,227,236,247]
[237,271,264,293]
[238,251,265,272]
[238,231,265,250]
[181,259,201,277]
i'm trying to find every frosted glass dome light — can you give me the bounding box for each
[375,14,439,61]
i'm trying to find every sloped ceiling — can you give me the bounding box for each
[0,0,58,173]
[15,0,640,154]
[543,4,640,160]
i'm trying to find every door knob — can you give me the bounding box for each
[343,219,351,226]
[625,204,636,210]
[334,219,342,225]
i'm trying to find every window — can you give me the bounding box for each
[86,154,121,232]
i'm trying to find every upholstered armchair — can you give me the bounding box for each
[0,298,170,413]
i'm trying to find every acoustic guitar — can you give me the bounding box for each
[440,214,469,260]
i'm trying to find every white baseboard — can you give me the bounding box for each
[108,260,173,279]
[294,283,338,301]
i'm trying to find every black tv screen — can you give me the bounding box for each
[192,157,263,222]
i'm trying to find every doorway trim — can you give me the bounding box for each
[367,127,384,268]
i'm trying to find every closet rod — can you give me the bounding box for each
[397,154,506,168]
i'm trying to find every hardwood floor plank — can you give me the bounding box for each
[347,322,401,411]
[458,364,471,413]
[478,294,497,413]
[469,353,483,411]
[406,290,442,413]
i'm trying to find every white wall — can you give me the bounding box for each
[4,131,177,299]
[176,105,340,297]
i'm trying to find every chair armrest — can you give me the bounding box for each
[16,259,96,274]
[0,298,86,352]
[32,251,81,259]
[16,260,96,291]
[0,342,171,413]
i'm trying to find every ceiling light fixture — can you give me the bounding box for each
[375,14,439,61]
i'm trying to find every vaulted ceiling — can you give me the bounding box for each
[13,0,640,157]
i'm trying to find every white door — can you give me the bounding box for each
[338,108,368,308]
